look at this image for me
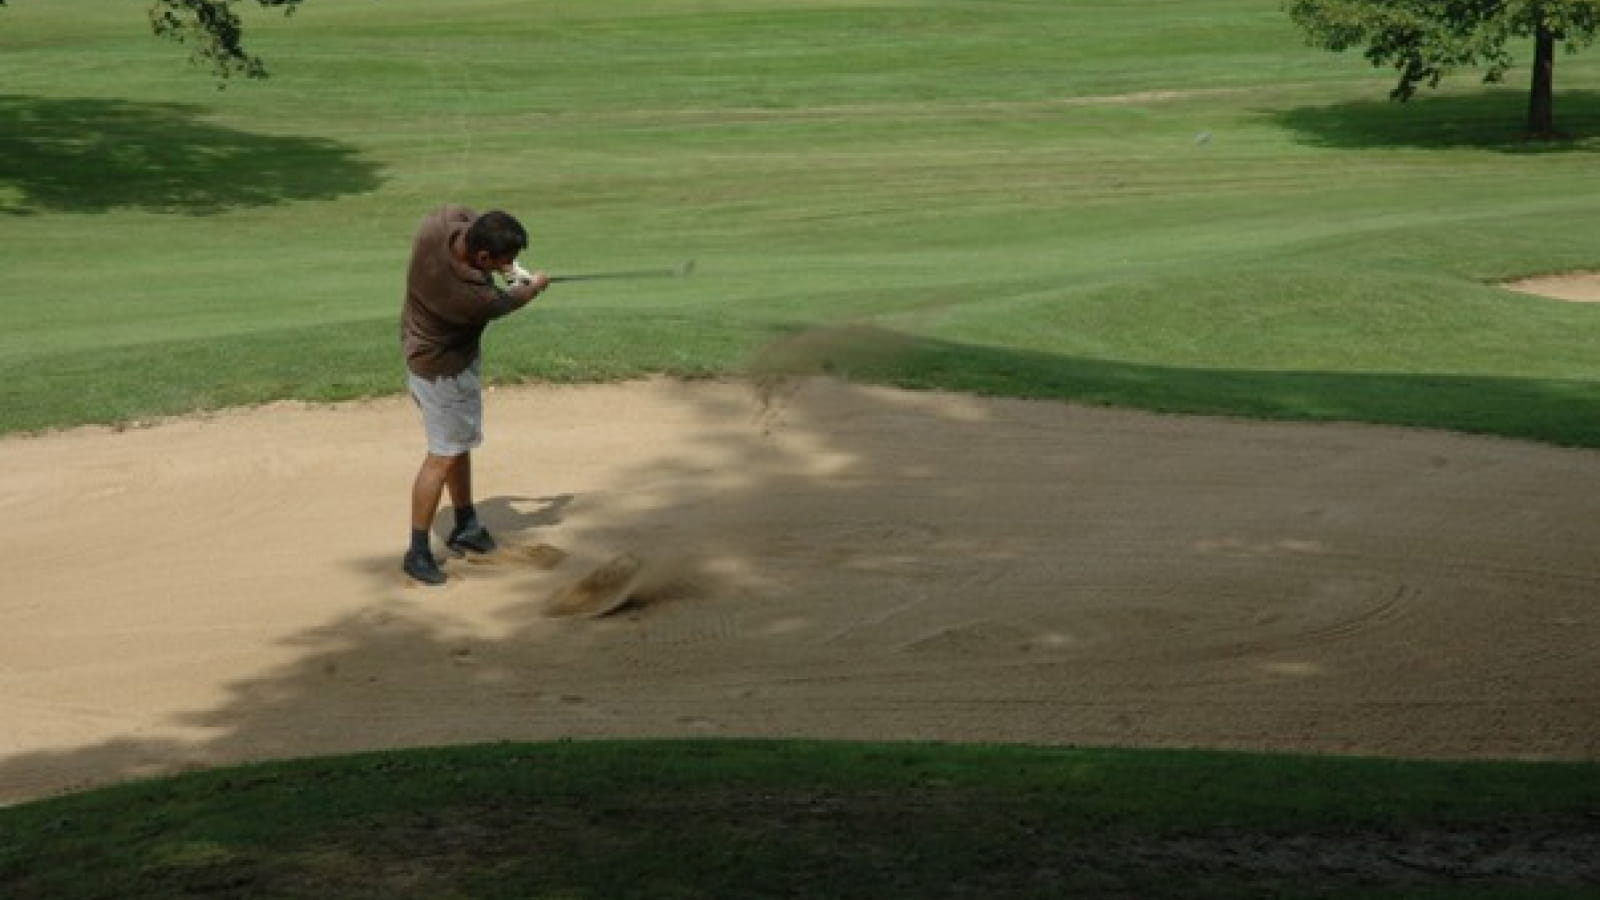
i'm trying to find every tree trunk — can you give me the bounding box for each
[1527,24,1556,138]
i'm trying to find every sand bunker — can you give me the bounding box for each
[1502,271,1600,302]
[1,377,1597,805]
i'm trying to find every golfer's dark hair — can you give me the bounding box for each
[465,210,529,258]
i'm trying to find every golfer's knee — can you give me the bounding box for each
[426,451,463,468]
[418,453,460,480]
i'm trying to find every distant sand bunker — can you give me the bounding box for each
[1501,271,1600,302]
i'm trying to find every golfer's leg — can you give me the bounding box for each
[403,454,454,584]
[442,451,495,552]
[412,453,457,534]
[444,450,474,515]
[408,361,485,570]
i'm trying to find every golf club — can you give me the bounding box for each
[548,259,696,284]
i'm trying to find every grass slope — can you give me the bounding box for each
[2,740,1597,899]
[2,0,1599,441]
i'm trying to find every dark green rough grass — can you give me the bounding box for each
[0,310,770,434]
[747,322,1600,447]
[11,274,1600,445]
[2,741,1596,900]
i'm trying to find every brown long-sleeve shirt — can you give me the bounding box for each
[400,205,519,378]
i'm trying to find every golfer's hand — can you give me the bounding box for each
[508,270,550,304]
[503,261,534,286]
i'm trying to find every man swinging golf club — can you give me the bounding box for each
[400,205,550,585]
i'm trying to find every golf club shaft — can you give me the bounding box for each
[548,268,680,283]
[547,259,695,284]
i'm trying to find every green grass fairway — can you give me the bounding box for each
[2,0,1600,442]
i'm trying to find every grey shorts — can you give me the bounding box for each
[408,360,483,457]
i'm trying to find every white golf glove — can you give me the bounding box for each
[500,262,533,288]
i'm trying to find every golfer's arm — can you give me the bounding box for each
[485,282,540,318]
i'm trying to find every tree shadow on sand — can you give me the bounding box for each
[1273,88,1600,152]
[0,94,383,215]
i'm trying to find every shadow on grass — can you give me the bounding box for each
[6,315,1600,448]
[1273,88,1600,151]
[749,324,1600,448]
[0,94,383,215]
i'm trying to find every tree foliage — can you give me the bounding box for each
[147,0,305,80]
[1287,0,1600,135]
[1,0,304,81]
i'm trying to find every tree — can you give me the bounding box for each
[1,0,304,82]
[1287,0,1600,138]
[147,0,304,81]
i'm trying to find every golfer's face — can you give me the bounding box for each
[475,251,518,273]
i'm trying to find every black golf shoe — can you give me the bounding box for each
[447,521,497,555]
[403,549,447,585]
